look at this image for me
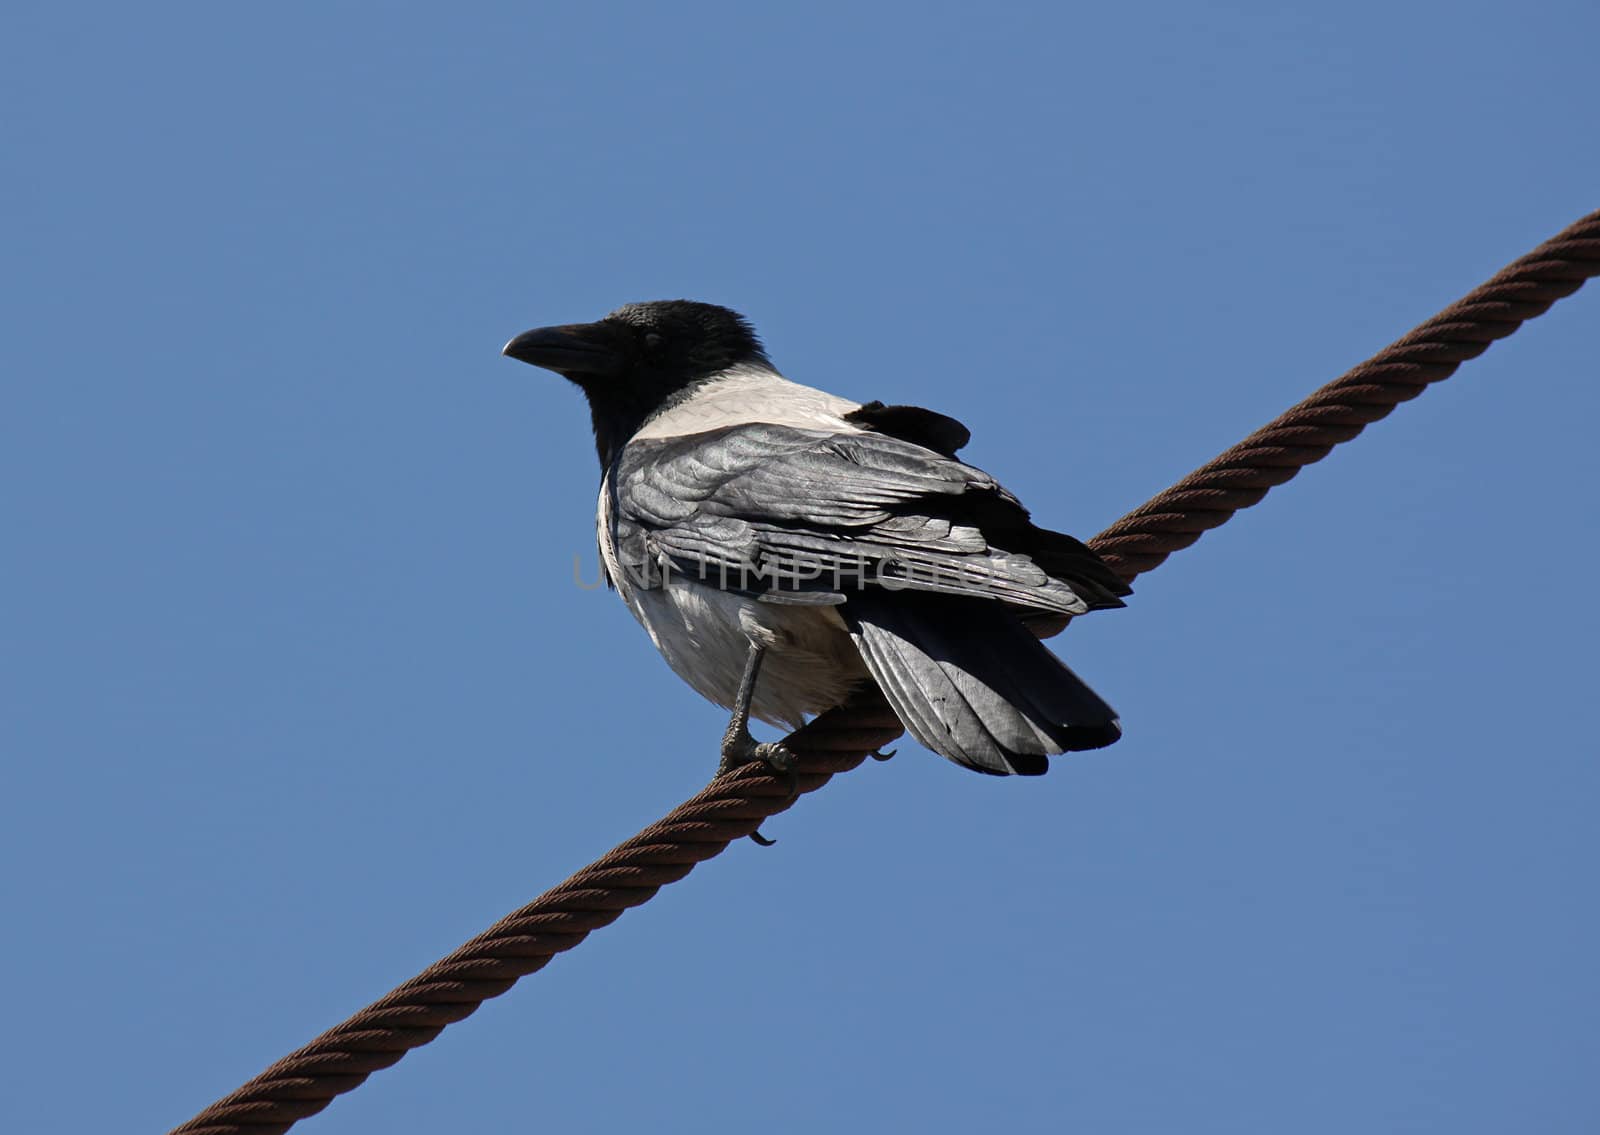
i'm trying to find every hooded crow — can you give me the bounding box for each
[503,300,1129,778]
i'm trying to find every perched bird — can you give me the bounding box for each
[503,300,1129,778]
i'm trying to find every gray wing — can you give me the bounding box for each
[609,424,1127,615]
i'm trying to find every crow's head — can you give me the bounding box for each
[503,300,773,466]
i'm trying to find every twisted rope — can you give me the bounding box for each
[173,697,906,1135]
[170,208,1600,1134]
[1092,212,1600,581]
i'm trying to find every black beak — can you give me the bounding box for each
[501,321,628,378]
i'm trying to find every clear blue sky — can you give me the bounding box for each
[5,3,1597,1132]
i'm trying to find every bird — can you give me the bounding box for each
[502,300,1129,780]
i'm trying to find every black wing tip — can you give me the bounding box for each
[999,523,1133,605]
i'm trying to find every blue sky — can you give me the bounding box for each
[5,3,1598,1132]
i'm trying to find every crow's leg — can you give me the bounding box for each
[717,640,797,792]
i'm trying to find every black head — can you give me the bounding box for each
[502,300,773,468]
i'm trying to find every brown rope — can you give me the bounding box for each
[173,697,905,1135]
[170,209,1600,1135]
[1092,212,1600,581]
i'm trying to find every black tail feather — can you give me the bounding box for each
[845,593,1120,776]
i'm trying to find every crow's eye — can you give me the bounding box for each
[643,331,665,355]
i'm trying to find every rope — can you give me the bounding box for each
[172,696,905,1135]
[1092,213,1600,581]
[169,208,1600,1135]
